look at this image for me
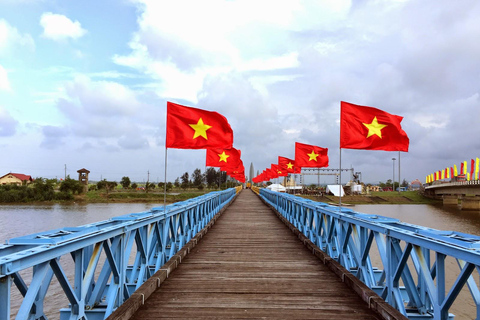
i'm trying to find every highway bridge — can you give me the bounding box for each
[424,180,480,209]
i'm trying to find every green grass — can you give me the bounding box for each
[298,190,439,205]
[82,189,218,203]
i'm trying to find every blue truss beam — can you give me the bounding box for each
[260,188,480,320]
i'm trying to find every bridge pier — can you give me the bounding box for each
[442,195,459,206]
[460,196,480,210]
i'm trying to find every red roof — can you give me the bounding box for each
[1,173,33,181]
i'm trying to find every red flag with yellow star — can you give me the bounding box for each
[206,147,241,168]
[295,142,329,168]
[340,101,409,151]
[278,156,301,174]
[166,102,234,149]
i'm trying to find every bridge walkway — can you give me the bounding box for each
[126,190,385,319]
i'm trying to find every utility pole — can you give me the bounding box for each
[64,164,66,180]
[146,170,150,193]
[392,158,396,192]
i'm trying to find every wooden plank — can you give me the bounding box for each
[129,190,384,319]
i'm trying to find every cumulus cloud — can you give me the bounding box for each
[52,75,158,151]
[0,19,35,56]
[0,65,11,92]
[0,106,18,136]
[40,12,87,41]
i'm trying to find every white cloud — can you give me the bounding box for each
[40,12,87,41]
[0,65,11,92]
[0,105,18,136]
[48,75,158,152]
[0,19,35,56]
[114,0,347,102]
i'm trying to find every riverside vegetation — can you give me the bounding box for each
[0,169,241,204]
[0,169,435,205]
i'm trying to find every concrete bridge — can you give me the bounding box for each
[424,180,480,209]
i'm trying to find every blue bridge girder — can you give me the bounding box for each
[260,188,480,320]
[0,188,238,320]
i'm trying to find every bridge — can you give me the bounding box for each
[2,188,480,320]
[424,180,480,209]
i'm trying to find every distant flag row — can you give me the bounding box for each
[426,158,480,183]
[252,143,329,183]
[164,101,410,186]
[165,102,245,183]
[253,102,409,183]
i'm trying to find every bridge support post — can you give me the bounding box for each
[460,196,480,210]
[442,195,459,206]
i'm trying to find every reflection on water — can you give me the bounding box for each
[1,202,480,319]
[354,203,480,236]
[0,203,164,243]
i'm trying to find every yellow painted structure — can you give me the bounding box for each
[0,173,33,186]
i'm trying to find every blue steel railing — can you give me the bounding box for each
[0,188,238,320]
[260,188,480,320]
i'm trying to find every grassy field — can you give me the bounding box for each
[298,190,439,205]
[81,189,216,203]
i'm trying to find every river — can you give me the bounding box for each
[1,201,479,319]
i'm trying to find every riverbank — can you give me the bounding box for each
[75,190,213,204]
[76,190,437,205]
[0,188,436,205]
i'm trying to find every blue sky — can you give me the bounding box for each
[1,0,480,184]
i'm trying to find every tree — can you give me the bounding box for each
[131,182,138,189]
[181,172,189,190]
[174,178,180,188]
[192,168,204,189]
[205,167,218,189]
[120,176,131,189]
[60,176,85,194]
[97,180,117,193]
[145,182,156,192]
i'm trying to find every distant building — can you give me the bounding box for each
[249,163,254,183]
[0,173,33,186]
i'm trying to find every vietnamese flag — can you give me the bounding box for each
[166,102,233,149]
[295,142,329,168]
[269,165,280,179]
[271,163,287,177]
[340,101,409,152]
[265,168,274,180]
[278,156,301,174]
[206,147,241,168]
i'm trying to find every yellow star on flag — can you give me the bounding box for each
[189,118,212,140]
[218,151,230,163]
[363,117,387,138]
[287,162,294,169]
[307,150,319,162]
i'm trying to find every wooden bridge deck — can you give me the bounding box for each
[117,190,400,319]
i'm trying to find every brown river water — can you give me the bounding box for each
[0,201,479,319]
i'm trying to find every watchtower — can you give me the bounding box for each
[77,168,90,192]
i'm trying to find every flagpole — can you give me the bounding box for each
[339,148,342,208]
[398,151,401,193]
[164,147,168,210]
